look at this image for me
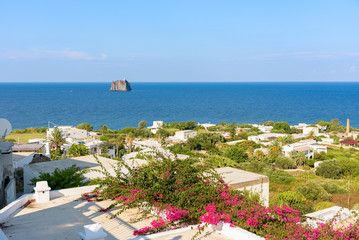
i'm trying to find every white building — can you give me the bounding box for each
[248,133,286,143]
[258,125,273,133]
[198,123,216,130]
[148,121,164,134]
[303,126,319,136]
[47,126,88,141]
[174,130,197,141]
[215,167,269,207]
[282,140,327,159]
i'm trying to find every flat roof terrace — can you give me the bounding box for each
[2,194,235,240]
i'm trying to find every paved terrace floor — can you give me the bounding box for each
[2,194,231,240]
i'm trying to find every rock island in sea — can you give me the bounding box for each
[109,78,132,91]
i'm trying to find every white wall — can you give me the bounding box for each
[236,182,269,207]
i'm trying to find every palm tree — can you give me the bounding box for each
[269,140,282,156]
[49,128,66,150]
[126,133,135,153]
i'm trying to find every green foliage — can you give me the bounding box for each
[68,144,89,157]
[316,120,330,127]
[163,121,197,130]
[95,157,227,224]
[138,120,147,129]
[186,132,225,150]
[156,129,171,138]
[12,127,47,133]
[264,121,274,126]
[204,155,238,168]
[289,151,306,166]
[119,127,153,138]
[306,159,315,167]
[235,140,261,150]
[50,149,63,160]
[314,201,335,211]
[297,182,332,202]
[315,159,343,179]
[76,123,93,131]
[272,191,313,215]
[338,158,359,177]
[5,138,15,142]
[272,122,290,133]
[321,181,347,194]
[100,124,110,133]
[238,160,269,173]
[314,152,326,161]
[30,165,88,190]
[275,156,296,169]
[168,143,193,156]
[223,146,248,163]
[49,128,66,150]
[267,170,296,184]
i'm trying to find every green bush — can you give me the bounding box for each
[314,201,335,211]
[238,160,269,173]
[223,146,248,163]
[275,156,296,169]
[186,132,225,150]
[30,165,88,190]
[315,159,343,179]
[272,191,313,215]
[267,170,296,184]
[68,144,89,157]
[306,159,315,167]
[76,123,93,131]
[297,182,332,202]
[321,181,347,194]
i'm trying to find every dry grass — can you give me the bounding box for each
[6,133,46,144]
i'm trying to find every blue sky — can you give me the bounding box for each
[1,0,359,82]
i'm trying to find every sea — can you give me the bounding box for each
[1,82,359,130]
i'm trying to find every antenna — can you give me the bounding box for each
[0,118,12,142]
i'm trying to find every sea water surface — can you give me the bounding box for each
[0,82,359,130]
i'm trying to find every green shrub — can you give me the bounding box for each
[68,144,89,157]
[321,181,347,194]
[223,146,248,163]
[275,156,296,169]
[267,170,296,184]
[238,160,269,173]
[272,191,313,215]
[315,159,343,179]
[314,201,335,211]
[30,165,88,190]
[297,182,332,202]
[338,159,359,177]
[306,159,315,167]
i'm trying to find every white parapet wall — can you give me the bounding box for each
[129,223,264,240]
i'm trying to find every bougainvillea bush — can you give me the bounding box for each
[91,156,359,239]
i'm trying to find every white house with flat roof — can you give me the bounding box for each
[282,140,327,159]
[174,130,197,141]
[215,167,269,207]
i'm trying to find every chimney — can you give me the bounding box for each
[346,119,350,134]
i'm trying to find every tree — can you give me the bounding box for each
[186,133,225,150]
[275,156,296,169]
[289,151,306,166]
[329,118,342,132]
[316,120,330,128]
[297,182,332,202]
[138,120,147,129]
[68,144,89,157]
[30,165,88,190]
[126,133,135,153]
[223,146,248,163]
[76,123,93,131]
[315,159,343,179]
[49,128,66,150]
[272,122,290,133]
[100,124,110,133]
[264,121,274,126]
[280,135,295,144]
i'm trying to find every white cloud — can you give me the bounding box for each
[258,52,359,60]
[1,49,108,61]
[349,66,357,72]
